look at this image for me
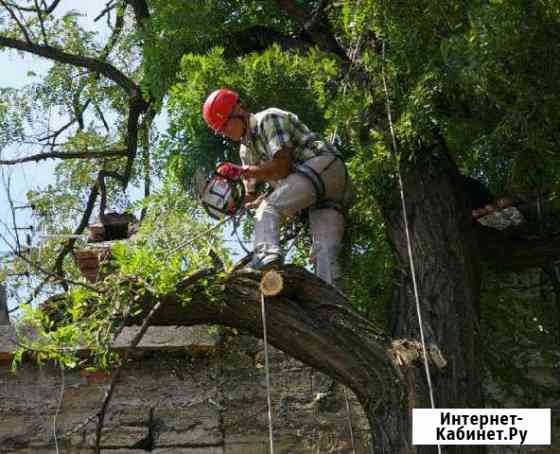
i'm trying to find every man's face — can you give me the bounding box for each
[221,117,244,141]
[220,105,245,141]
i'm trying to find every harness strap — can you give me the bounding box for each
[294,162,326,202]
[315,199,344,214]
[295,155,348,214]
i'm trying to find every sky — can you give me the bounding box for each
[0,2,248,313]
[0,2,112,257]
[0,2,126,311]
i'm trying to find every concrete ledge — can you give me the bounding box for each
[0,325,221,361]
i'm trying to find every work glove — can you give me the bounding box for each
[216,162,244,180]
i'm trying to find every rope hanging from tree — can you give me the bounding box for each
[380,24,442,454]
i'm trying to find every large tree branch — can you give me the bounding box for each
[0,149,127,165]
[274,0,348,61]
[223,25,311,58]
[478,226,560,271]
[127,266,412,451]
[0,35,139,95]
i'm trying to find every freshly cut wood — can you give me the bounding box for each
[260,269,284,296]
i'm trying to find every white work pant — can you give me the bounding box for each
[253,154,351,286]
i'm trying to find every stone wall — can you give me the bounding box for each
[0,326,370,453]
[1,325,558,453]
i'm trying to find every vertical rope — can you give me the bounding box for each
[53,364,65,454]
[380,39,442,454]
[260,291,275,454]
[343,387,357,454]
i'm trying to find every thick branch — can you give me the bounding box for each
[130,266,404,428]
[0,35,139,94]
[0,149,127,165]
[478,226,560,271]
[223,25,310,58]
[274,0,348,61]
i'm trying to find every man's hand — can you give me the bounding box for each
[244,192,265,209]
[216,162,244,180]
[242,165,260,179]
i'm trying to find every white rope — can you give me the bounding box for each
[380,40,442,454]
[343,387,357,454]
[260,291,275,454]
[53,364,65,454]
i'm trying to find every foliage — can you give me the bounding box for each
[0,0,559,406]
[12,181,230,370]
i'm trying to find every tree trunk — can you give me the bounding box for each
[383,139,484,454]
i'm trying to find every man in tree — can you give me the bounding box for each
[202,88,353,287]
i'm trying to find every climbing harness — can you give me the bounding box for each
[381,36,442,454]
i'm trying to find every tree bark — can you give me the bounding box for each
[383,139,484,454]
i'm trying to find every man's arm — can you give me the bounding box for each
[243,148,292,182]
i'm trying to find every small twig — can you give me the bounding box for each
[94,104,110,133]
[94,0,116,22]
[0,0,34,44]
[33,0,49,45]
[9,278,48,312]
[3,0,61,14]
[1,170,23,254]
[97,173,107,217]
[0,230,100,294]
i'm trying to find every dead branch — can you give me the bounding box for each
[94,301,162,452]
[97,173,107,217]
[93,268,213,452]
[139,107,155,220]
[1,170,22,254]
[122,94,150,186]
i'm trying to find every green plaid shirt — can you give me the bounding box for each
[240,108,337,170]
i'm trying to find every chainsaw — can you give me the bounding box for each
[199,162,246,220]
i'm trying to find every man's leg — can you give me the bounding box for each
[252,173,315,269]
[309,208,345,288]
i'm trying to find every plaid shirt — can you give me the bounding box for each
[240,108,337,179]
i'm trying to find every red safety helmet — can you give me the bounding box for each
[202,88,239,132]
